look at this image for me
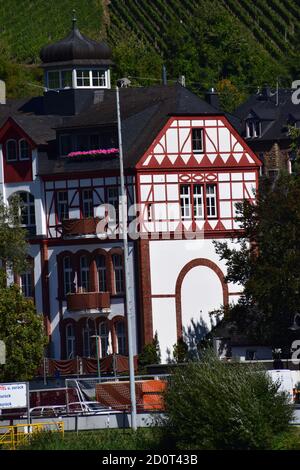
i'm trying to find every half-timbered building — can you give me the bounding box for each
[0,22,261,362]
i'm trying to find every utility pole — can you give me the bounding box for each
[116,86,137,430]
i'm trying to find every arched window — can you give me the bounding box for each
[79,255,90,292]
[99,322,109,358]
[18,192,35,227]
[66,323,75,359]
[19,139,31,160]
[6,139,17,162]
[112,254,124,294]
[115,321,126,355]
[96,255,107,292]
[63,256,73,296]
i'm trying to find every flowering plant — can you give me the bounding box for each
[67,148,119,158]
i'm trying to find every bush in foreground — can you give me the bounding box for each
[163,351,293,450]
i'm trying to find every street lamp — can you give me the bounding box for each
[116,85,137,431]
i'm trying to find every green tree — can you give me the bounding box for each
[213,172,300,350]
[163,350,292,450]
[0,196,47,380]
[0,195,28,276]
[172,337,189,363]
[138,331,161,371]
[0,274,47,381]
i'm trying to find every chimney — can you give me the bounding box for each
[205,87,220,110]
[0,80,6,105]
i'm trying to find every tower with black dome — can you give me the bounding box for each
[40,16,113,115]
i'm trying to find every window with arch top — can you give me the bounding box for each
[19,139,31,160]
[112,254,124,294]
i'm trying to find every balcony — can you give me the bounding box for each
[62,218,100,237]
[66,292,110,312]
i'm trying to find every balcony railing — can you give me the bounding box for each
[62,218,100,237]
[66,291,110,312]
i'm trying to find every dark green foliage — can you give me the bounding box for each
[0,195,28,275]
[0,196,47,381]
[214,172,300,348]
[0,279,47,381]
[163,351,293,450]
[138,331,161,370]
[172,337,189,363]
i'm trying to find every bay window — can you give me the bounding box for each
[116,321,126,355]
[63,256,73,296]
[66,323,75,359]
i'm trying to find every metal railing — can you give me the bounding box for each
[0,421,64,450]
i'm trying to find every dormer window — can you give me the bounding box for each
[60,134,73,156]
[6,139,17,161]
[246,119,261,138]
[76,70,90,87]
[48,71,60,89]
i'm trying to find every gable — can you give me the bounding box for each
[136,116,261,170]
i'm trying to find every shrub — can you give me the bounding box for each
[163,350,293,450]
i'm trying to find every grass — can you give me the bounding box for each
[18,427,166,451]
[17,426,300,450]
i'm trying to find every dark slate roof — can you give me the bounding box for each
[40,22,112,66]
[235,88,300,143]
[0,83,226,175]
[38,83,223,175]
[0,97,62,145]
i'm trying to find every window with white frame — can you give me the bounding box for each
[206,184,217,218]
[107,186,119,221]
[96,255,107,292]
[82,323,92,357]
[6,139,17,161]
[19,139,30,160]
[192,128,204,153]
[180,185,191,219]
[112,254,124,294]
[57,191,69,222]
[92,70,106,87]
[18,192,35,227]
[66,323,76,359]
[76,69,90,87]
[80,255,90,292]
[115,321,126,355]
[193,184,204,219]
[99,322,109,357]
[246,120,261,138]
[63,256,73,296]
[76,69,106,88]
[20,269,33,298]
[82,189,94,218]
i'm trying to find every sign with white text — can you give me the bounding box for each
[0,382,27,409]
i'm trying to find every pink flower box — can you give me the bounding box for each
[67,148,119,158]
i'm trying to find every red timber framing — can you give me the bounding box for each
[0,117,36,183]
[43,174,135,238]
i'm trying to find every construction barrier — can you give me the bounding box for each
[0,421,64,450]
[95,379,167,412]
